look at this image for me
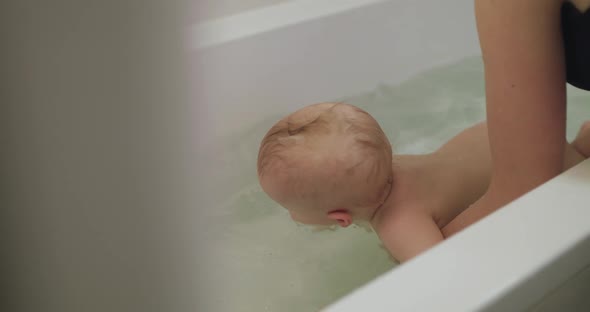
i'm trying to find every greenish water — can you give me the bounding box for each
[200,56,590,312]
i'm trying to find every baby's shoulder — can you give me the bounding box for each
[379,203,438,232]
[435,122,488,155]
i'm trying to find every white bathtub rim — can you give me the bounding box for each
[189,0,389,50]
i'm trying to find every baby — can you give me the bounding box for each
[257,102,590,263]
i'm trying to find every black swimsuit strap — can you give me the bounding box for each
[562,2,590,91]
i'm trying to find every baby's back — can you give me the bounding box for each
[427,122,492,228]
[423,120,587,230]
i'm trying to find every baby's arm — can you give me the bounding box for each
[380,212,444,263]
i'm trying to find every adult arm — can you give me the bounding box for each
[443,0,567,236]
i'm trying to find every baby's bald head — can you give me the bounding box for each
[257,103,393,225]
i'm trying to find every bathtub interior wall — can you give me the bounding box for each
[194,0,293,22]
[192,0,480,151]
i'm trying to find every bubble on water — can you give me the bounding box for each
[310,224,338,233]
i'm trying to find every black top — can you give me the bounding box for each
[562,2,590,91]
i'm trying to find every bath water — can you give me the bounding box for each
[198,57,590,311]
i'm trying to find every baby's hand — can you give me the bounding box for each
[573,121,590,158]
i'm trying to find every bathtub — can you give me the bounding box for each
[192,0,590,311]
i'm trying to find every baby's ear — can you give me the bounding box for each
[327,210,352,228]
